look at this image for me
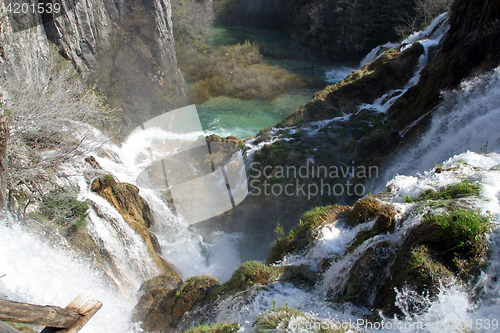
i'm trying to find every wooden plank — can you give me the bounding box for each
[0,300,80,328]
[41,295,102,333]
[0,321,22,333]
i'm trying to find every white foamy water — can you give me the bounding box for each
[376,66,500,191]
[90,128,246,283]
[0,221,141,333]
[207,152,500,332]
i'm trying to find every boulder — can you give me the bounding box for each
[135,276,220,333]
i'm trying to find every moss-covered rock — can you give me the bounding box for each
[219,261,284,295]
[84,155,102,169]
[133,273,183,324]
[347,204,397,251]
[347,197,381,226]
[336,242,395,307]
[91,174,155,228]
[280,43,424,127]
[137,275,221,333]
[267,205,350,264]
[373,207,492,314]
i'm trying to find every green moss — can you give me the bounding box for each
[172,276,221,321]
[404,195,414,203]
[267,205,349,264]
[184,322,240,333]
[290,206,335,236]
[39,186,89,229]
[216,261,283,296]
[347,197,381,225]
[424,208,492,254]
[422,180,481,200]
[406,244,452,294]
[254,306,305,332]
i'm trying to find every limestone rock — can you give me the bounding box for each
[91,174,177,274]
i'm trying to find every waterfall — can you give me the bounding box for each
[357,17,449,114]
[0,220,142,333]
[87,128,246,283]
[375,66,500,192]
[325,13,449,85]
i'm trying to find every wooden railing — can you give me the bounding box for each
[0,295,102,333]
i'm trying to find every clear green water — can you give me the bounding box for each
[198,89,316,138]
[195,25,353,138]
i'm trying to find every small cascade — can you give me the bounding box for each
[324,13,448,85]
[56,147,161,297]
[357,16,449,114]
[359,42,399,68]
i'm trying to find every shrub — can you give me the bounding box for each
[179,40,305,103]
[39,186,89,229]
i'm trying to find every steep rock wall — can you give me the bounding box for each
[1,0,187,128]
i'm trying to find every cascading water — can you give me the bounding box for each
[0,125,246,331]
[358,15,449,114]
[324,13,449,87]
[2,10,500,333]
[0,219,142,333]
[189,151,500,333]
[375,65,500,191]
[89,128,247,283]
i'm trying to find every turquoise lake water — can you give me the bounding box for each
[194,25,355,138]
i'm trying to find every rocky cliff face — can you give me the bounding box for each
[1,0,187,128]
